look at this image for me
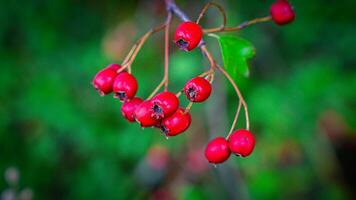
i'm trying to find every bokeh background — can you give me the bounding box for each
[1,0,355,199]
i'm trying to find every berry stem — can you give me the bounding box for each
[196,2,227,30]
[118,23,166,74]
[147,79,166,99]
[164,12,172,91]
[175,90,183,98]
[184,102,193,113]
[122,43,137,69]
[146,12,173,99]
[198,69,215,78]
[204,16,272,33]
[200,45,216,70]
[216,65,250,135]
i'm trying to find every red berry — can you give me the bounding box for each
[204,137,230,164]
[121,97,143,122]
[113,72,138,101]
[151,92,179,119]
[160,108,191,137]
[270,0,295,25]
[184,77,212,102]
[174,22,203,51]
[228,129,255,157]
[92,63,120,96]
[134,100,160,127]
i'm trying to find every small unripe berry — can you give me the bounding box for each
[113,72,138,101]
[151,92,179,119]
[228,129,255,157]
[270,0,295,25]
[174,22,203,51]
[184,77,212,102]
[121,97,143,122]
[160,108,191,136]
[134,100,160,127]
[92,64,120,96]
[205,137,231,164]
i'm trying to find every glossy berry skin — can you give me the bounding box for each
[160,108,191,136]
[184,77,212,102]
[92,63,120,96]
[113,72,138,101]
[205,137,231,164]
[134,100,160,127]
[151,92,179,119]
[270,0,295,25]
[121,97,143,122]
[174,22,203,51]
[228,129,255,157]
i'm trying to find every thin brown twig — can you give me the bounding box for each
[146,12,173,99]
[184,102,193,113]
[163,12,172,91]
[196,2,227,29]
[117,23,166,73]
[204,16,272,33]
[122,43,137,66]
[216,65,250,137]
[200,45,216,70]
[147,79,166,99]
[176,90,183,98]
[198,69,215,78]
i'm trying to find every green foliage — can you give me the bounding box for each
[210,34,255,78]
[0,0,355,199]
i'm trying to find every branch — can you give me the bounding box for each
[204,16,272,33]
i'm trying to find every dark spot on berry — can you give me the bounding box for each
[187,87,196,100]
[160,125,169,135]
[115,92,126,101]
[176,39,189,51]
[152,103,164,119]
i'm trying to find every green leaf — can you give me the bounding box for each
[210,34,256,78]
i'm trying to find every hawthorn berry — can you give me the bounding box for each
[184,77,212,102]
[204,137,231,164]
[228,129,255,157]
[151,92,179,119]
[134,100,160,127]
[92,63,120,96]
[174,21,203,51]
[113,72,138,101]
[160,108,191,136]
[121,97,143,122]
[270,0,295,25]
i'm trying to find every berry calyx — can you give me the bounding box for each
[151,92,179,119]
[92,64,120,96]
[270,0,295,25]
[121,97,144,122]
[134,100,160,127]
[174,22,203,51]
[228,129,255,157]
[184,77,212,102]
[159,108,191,136]
[113,72,138,101]
[204,137,231,164]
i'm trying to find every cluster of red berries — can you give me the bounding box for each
[205,130,255,164]
[92,62,212,137]
[91,0,295,165]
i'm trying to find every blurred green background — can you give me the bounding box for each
[0,0,355,199]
